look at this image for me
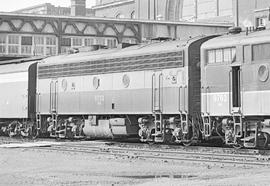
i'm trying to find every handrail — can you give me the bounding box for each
[183,85,187,112]
[229,70,232,114]
[179,86,183,112]
[201,86,205,113]
[239,69,243,113]
[151,73,155,112]
[55,80,58,113]
[36,93,41,129]
[206,86,210,114]
[159,73,163,112]
[36,93,39,113]
[49,81,53,113]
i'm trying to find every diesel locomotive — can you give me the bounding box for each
[1,27,270,148]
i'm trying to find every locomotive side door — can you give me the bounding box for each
[50,79,58,126]
[152,71,163,112]
[230,65,243,140]
[231,66,241,111]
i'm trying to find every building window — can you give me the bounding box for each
[122,38,137,44]
[34,46,44,56]
[21,46,32,55]
[8,35,20,54]
[21,36,32,55]
[256,17,266,27]
[21,36,32,46]
[46,36,57,56]
[0,34,6,44]
[107,38,117,48]
[61,38,71,47]
[34,36,44,45]
[8,35,19,44]
[96,38,105,45]
[72,38,82,47]
[8,46,19,54]
[46,37,56,45]
[61,47,70,54]
[252,43,270,61]
[0,35,6,54]
[207,47,236,64]
[34,36,44,56]
[46,46,56,56]
[85,38,95,46]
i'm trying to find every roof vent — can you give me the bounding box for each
[256,25,266,31]
[228,27,242,34]
[68,45,107,54]
[151,37,172,42]
[117,43,137,49]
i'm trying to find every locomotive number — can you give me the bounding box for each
[213,94,227,105]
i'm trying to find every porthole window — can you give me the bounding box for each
[258,64,269,82]
[61,79,67,91]
[93,77,100,89]
[122,74,130,88]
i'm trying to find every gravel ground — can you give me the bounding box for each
[0,140,270,186]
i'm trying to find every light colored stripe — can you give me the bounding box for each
[0,72,28,83]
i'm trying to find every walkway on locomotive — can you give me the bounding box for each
[201,29,270,116]
[36,37,206,116]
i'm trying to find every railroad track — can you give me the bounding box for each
[33,142,270,167]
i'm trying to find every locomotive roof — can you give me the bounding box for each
[0,61,35,74]
[0,57,41,74]
[201,29,270,49]
[40,36,205,66]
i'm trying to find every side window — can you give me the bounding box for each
[207,47,236,64]
[223,48,231,62]
[243,45,250,62]
[215,49,223,63]
[208,50,215,64]
[231,48,236,62]
[252,43,270,61]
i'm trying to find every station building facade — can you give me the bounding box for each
[93,0,234,23]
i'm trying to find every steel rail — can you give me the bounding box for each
[33,143,270,167]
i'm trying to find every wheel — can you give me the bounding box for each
[147,141,155,145]
[233,142,243,149]
[262,132,269,149]
[31,127,40,139]
[7,122,18,137]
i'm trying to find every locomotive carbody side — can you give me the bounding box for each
[0,62,33,119]
[0,60,38,137]
[201,29,270,147]
[36,35,214,142]
[37,46,187,115]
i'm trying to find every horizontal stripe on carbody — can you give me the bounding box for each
[202,90,270,116]
[0,72,28,83]
[37,88,189,115]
